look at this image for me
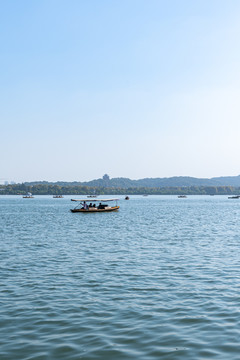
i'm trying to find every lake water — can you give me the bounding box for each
[0,195,240,360]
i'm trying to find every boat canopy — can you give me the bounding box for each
[71,198,119,202]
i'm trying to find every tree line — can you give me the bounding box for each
[1,183,240,195]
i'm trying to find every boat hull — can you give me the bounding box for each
[71,206,120,213]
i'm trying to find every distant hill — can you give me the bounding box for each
[23,174,240,188]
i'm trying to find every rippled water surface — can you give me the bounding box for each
[0,195,240,359]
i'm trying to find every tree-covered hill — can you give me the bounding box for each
[22,174,240,188]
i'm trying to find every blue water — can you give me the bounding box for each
[0,195,240,359]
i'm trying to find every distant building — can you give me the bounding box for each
[102,174,110,187]
[102,174,110,181]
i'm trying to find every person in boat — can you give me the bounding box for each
[92,204,96,208]
[98,202,106,209]
[83,201,88,210]
[98,202,107,209]
[89,203,93,208]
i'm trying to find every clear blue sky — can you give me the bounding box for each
[1,0,240,182]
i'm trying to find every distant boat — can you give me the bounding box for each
[70,198,119,213]
[87,195,97,198]
[53,195,63,198]
[125,196,130,200]
[23,192,34,198]
[228,195,240,199]
[178,195,187,198]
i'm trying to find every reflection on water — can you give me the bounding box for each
[0,195,240,359]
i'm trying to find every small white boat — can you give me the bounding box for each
[23,192,34,198]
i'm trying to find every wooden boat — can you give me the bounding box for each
[228,195,240,199]
[23,192,34,198]
[53,195,63,198]
[70,198,119,213]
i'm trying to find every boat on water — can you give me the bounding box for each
[178,195,187,198]
[23,192,34,198]
[70,198,119,213]
[87,190,97,198]
[125,196,129,200]
[228,195,240,199]
[53,195,63,198]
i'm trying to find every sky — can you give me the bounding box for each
[1,0,240,183]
